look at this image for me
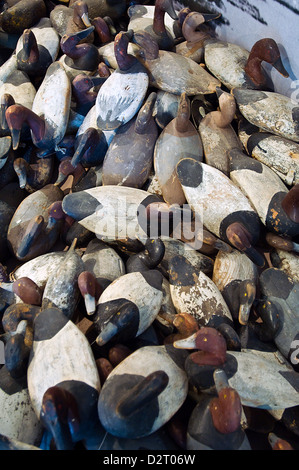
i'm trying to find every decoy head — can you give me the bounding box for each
[178,7,191,26]
[134,92,157,134]
[281,184,299,223]
[182,11,220,43]
[78,271,103,315]
[61,25,95,53]
[71,128,104,168]
[226,222,265,267]
[3,320,31,379]
[156,0,178,19]
[265,232,299,252]
[175,92,190,132]
[22,29,38,63]
[0,93,15,130]
[41,386,80,450]
[48,200,67,227]
[209,369,242,434]
[114,29,138,71]
[17,215,45,259]
[55,156,85,185]
[10,277,42,305]
[13,157,30,189]
[73,0,92,29]
[92,16,112,44]
[237,280,256,325]
[174,327,227,365]
[268,432,294,450]
[6,104,45,151]
[132,30,159,61]
[210,87,236,128]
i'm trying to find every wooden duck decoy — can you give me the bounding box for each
[1,319,33,379]
[154,92,203,205]
[132,30,221,96]
[128,0,178,51]
[27,306,101,450]
[198,87,242,175]
[228,148,299,238]
[13,152,54,193]
[61,185,163,244]
[7,184,64,261]
[232,88,299,143]
[152,89,180,130]
[204,38,289,91]
[174,327,299,410]
[71,72,107,118]
[257,267,299,367]
[68,0,126,21]
[0,364,43,447]
[245,132,299,186]
[187,369,251,450]
[50,0,93,40]
[97,343,189,439]
[102,91,158,188]
[0,277,42,307]
[91,270,163,346]
[212,249,258,325]
[175,157,264,267]
[95,30,149,131]
[5,61,71,154]
[175,11,220,63]
[0,0,47,34]
[42,239,85,320]
[15,18,60,80]
[126,237,165,273]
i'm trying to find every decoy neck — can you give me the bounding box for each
[281,184,299,223]
[114,29,139,71]
[0,93,15,130]
[92,16,112,44]
[153,0,178,35]
[21,29,39,64]
[5,104,45,150]
[41,386,80,450]
[72,0,92,29]
[204,87,236,128]
[116,370,169,418]
[244,38,289,87]
[226,222,265,268]
[182,11,220,44]
[175,92,191,133]
[209,369,242,434]
[132,30,159,61]
[134,92,157,134]
[173,327,227,365]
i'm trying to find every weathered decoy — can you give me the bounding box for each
[50,0,93,40]
[7,185,64,261]
[198,87,242,175]
[175,158,264,266]
[132,30,221,96]
[68,0,126,21]
[187,369,251,450]
[175,11,220,63]
[154,92,203,204]
[174,327,299,409]
[228,148,299,238]
[92,270,163,345]
[5,61,71,154]
[270,246,299,284]
[61,185,162,244]
[0,364,43,447]
[212,249,258,325]
[126,237,165,273]
[152,90,180,129]
[246,132,299,186]
[0,0,47,34]
[0,277,42,306]
[27,306,101,450]
[232,88,299,143]
[60,26,101,80]
[97,343,189,438]
[102,91,158,188]
[95,30,149,131]
[1,320,33,379]
[204,38,289,90]
[71,73,107,118]
[41,239,85,320]
[13,152,54,193]
[15,18,60,79]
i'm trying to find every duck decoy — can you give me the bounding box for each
[68,0,126,21]
[257,267,299,367]
[27,306,101,450]
[167,253,234,328]
[5,61,71,154]
[154,92,203,205]
[60,26,101,80]
[174,327,299,410]
[95,30,149,131]
[245,131,299,186]
[175,11,220,63]
[13,153,54,193]
[42,239,85,320]
[152,89,180,130]
[61,185,163,244]
[232,88,299,143]
[102,91,158,188]
[97,343,189,438]
[212,249,258,325]
[1,319,33,379]
[15,18,60,80]
[228,148,299,238]
[0,276,42,307]
[175,157,264,267]
[187,369,251,450]
[50,0,93,40]
[132,30,221,96]
[0,364,43,447]
[198,87,242,175]
[91,269,163,346]
[7,184,64,261]
[0,0,47,34]
[71,72,107,118]
[129,0,178,51]
[126,237,165,273]
[204,37,289,91]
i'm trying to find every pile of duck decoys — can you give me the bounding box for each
[0,0,299,451]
